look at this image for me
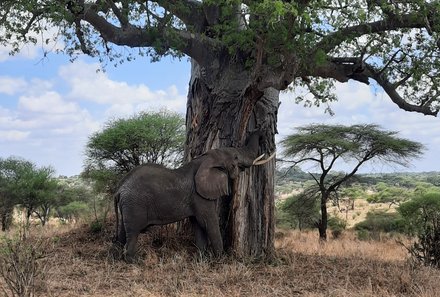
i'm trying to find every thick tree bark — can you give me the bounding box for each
[184,57,278,259]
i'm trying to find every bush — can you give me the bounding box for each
[398,192,440,268]
[57,201,89,222]
[355,210,406,237]
[0,236,50,297]
[328,216,346,239]
[89,220,104,234]
[276,191,320,230]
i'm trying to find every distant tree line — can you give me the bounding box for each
[0,157,94,230]
[0,110,186,232]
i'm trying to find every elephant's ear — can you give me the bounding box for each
[195,158,229,201]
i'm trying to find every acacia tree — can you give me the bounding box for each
[85,110,185,173]
[281,124,424,240]
[83,110,185,195]
[1,1,440,257]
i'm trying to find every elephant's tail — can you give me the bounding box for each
[113,192,120,243]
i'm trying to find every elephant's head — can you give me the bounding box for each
[194,131,274,200]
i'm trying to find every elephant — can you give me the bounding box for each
[113,131,274,261]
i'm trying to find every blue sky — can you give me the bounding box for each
[1,41,439,176]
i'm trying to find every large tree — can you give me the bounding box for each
[1,1,439,257]
[280,124,424,240]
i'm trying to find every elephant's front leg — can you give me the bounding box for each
[203,216,223,256]
[190,216,208,252]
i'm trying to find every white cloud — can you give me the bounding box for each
[59,61,187,113]
[18,91,79,114]
[0,130,30,142]
[0,76,27,95]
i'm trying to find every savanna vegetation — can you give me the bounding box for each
[2,1,440,295]
[2,117,440,295]
[3,0,440,259]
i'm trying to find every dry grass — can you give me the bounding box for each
[2,223,440,297]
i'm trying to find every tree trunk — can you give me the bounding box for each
[185,58,278,259]
[318,194,328,241]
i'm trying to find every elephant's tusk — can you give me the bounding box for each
[253,152,276,165]
[252,153,266,165]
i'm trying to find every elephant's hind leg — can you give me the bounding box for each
[124,230,140,263]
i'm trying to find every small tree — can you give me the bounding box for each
[278,188,320,230]
[84,110,185,194]
[85,110,185,173]
[281,124,424,240]
[0,158,35,231]
[16,166,58,227]
[398,191,440,268]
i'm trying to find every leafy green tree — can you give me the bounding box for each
[277,188,320,230]
[367,182,412,206]
[281,124,424,240]
[399,192,440,268]
[58,201,90,223]
[2,1,440,257]
[86,110,185,173]
[83,110,185,194]
[355,210,406,238]
[0,157,35,231]
[16,165,58,227]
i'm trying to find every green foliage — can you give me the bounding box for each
[281,124,424,167]
[85,110,185,173]
[84,110,185,197]
[0,157,61,228]
[276,190,320,230]
[398,192,440,267]
[355,210,407,239]
[89,220,104,234]
[280,123,423,240]
[328,216,347,239]
[57,201,89,222]
[367,182,412,205]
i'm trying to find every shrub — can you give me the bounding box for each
[89,220,104,234]
[276,191,320,230]
[0,236,50,297]
[355,210,406,234]
[328,216,346,239]
[398,192,440,268]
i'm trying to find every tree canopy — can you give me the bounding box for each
[280,123,424,240]
[85,110,185,173]
[83,110,185,194]
[1,1,440,116]
[0,157,59,228]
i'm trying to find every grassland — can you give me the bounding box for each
[2,222,440,297]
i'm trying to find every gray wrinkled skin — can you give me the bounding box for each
[113,132,262,262]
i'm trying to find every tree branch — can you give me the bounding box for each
[300,57,370,85]
[106,0,129,27]
[317,9,436,53]
[365,64,439,116]
[77,2,220,63]
[154,0,204,29]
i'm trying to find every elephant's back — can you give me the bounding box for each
[117,164,190,198]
